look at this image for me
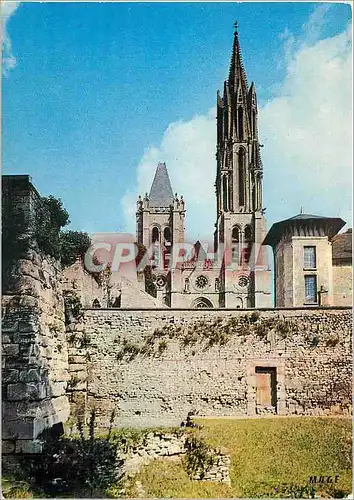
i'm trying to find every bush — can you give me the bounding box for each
[60,230,91,268]
[35,196,70,259]
[22,409,121,498]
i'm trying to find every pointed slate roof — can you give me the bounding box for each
[228,24,248,91]
[148,162,174,207]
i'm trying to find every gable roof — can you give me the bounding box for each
[149,162,174,208]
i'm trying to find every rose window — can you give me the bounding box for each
[238,275,249,288]
[195,275,209,289]
[156,275,166,288]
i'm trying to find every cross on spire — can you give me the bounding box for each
[234,20,238,33]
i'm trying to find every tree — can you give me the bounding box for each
[35,196,70,259]
[60,231,91,268]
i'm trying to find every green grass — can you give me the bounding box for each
[120,458,234,498]
[120,417,352,498]
[1,476,35,498]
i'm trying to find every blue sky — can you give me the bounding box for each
[2,2,352,239]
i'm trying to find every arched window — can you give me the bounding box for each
[164,227,171,246]
[252,109,256,137]
[192,297,214,309]
[92,299,101,308]
[222,176,228,211]
[152,227,159,244]
[243,225,252,264]
[112,296,121,308]
[257,174,262,209]
[238,149,245,207]
[252,181,256,211]
[244,225,252,243]
[232,225,240,264]
[238,107,244,141]
[232,226,240,242]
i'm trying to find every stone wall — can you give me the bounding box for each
[2,250,70,454]
[62,260,159,309]
[2,175,70,454]
[118,431,230,486]
[332,265,352,307]
[68,307,352,428]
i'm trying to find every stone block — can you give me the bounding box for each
[19,369,42,383]
[69,363,86,372]
[68,355,86,364]
[2,321,19,333]
[7,382,47,401]
[2,417,36,440]
[2,440,16,454]
[2,344,19,357]
[18,295,41,309]
[3,369,19,383]
[19,320,38,333]
[2,334,13,344]
[15,439,43,454]
[48,381,67,398]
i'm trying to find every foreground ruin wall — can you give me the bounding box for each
[2,176,70,454]
[69,307,352,428]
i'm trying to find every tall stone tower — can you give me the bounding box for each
[215,24,272,308]
[136,162,185,305]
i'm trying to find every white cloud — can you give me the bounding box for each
[261,21,352,227]
[121,8,352,239]
[121,108,216,240]
[1,1,21,75]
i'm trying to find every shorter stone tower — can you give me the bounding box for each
[263,213,346,307]
[136,162,185,305]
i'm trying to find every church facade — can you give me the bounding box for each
[136,26,272,309]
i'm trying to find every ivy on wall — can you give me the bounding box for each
[114,313,300,362]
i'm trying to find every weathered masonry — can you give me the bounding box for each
[2,176,70,454]
[67,307,352,429]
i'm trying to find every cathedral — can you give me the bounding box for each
[136,25,272,309]
[57,24,351,310]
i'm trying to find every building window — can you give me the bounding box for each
[243,225,252,264]
[232,226,240,264]
[238,149,245,206]
[304,246,316,269]
[238,106,244,141]
[195,275,209,290]
[304,275,317,303]
[152,227,159,244]
[222,175,228,211]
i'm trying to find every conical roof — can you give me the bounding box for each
[228,24,248,91]
[149,162,174,207]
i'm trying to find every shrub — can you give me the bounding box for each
[35,196,70,259]
[184,435,215,479]
[60,230,91,268]
[22,409,121,498]
[64,293,83,324]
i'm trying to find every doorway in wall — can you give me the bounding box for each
[255,366,277,414]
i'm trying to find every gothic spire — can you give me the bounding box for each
[228,21,248,92]
[148,162,174,208]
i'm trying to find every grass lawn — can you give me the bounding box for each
[124,417,352,498]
